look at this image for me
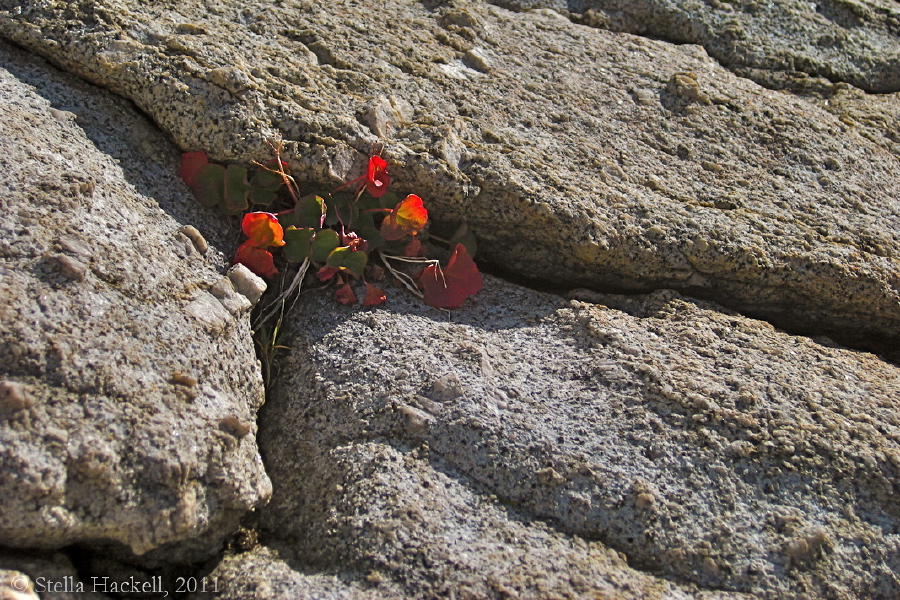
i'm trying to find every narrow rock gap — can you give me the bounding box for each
[488,2,899,95]
[478,256,900,365]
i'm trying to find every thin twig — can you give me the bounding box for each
[253,257,310,332]
[379,252,424,299]
[381,254,439,267]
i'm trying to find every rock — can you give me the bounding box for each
[2,0,900,597]
[255,277,900,598]
[0,552,112,600]
[227,264,268,307]
[185,545,399,600]
[1,0,898,353]
[500,0,900,94]
[0,41,270,562]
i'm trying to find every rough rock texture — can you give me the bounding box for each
[777,75,900,162]
[1,0,898,353]
[257,277,900,599]
[496,0,900,93]
[0,41,270,561]
[0,551,111,600]
[186,545,400,600]
[3,0,900,598]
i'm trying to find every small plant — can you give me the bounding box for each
[180,144,482,313]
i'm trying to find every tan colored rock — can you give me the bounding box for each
[0,42,270,563]
[516,0,900,93]
[1,1,898,354]
[258,276,900,598]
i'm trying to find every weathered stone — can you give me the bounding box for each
[257,277,900,598]
[1,0,898,353]
[2,0,900,597]
[227,264,267,307]
[499,0,900,93]
[0,552,111,600]
[185,545,401,600]
[0,42,270,562]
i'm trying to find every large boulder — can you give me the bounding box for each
[1,0,898,354]
[255,276,900,599]
[0,41,270,562]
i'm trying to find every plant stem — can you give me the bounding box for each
[254,257,311,332]
[379,252,424,299]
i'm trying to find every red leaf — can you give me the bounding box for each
[362,283,387,306]
[316,265,339,281]
[235,240,278,278]
[381,194,428,241]
[365,155,390,198]
[421,243,482,309]
[242,212,285,248]
[334,283,357,305]
[180,151,209,188]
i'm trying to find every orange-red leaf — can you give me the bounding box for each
[316,265,339,281]
[366,155,390,198]
[242,212,285,248]
[421,243,482,309]
[362,283,387,306]
[381,194,428,241]
[180,151,209,188]
[334,283,357,305]
[235,240,278,278]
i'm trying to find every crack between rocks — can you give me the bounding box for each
[476,257,899,365]
[506,4,895,97]
[417,445,742,596]
[3,23,897,596]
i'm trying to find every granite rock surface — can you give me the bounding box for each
[0,41,270,562]
[254,277,900,599]
[0,0,899,598]
[1,0,898,352]
[496,0,900,93]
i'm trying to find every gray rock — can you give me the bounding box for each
[185,545,402,600]
[0,552,111,600]
[498,0,900,93]
[227,264,268,308]
[2,0,900,597]
[257,277,900,598]
[773,75,900,163]
[1,0,898,353]
[0,42,270,562]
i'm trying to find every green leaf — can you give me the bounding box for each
[250,167,284,190]
[223,164,251,213]
[295,195,326,229]
[277,211,300,229]
[342,250,368,276]
[310,229,340,262]
[324,192,358,228]
[249,187,278,206]
[283,227,315,263]
[192,163,225,208]
[353,211,385,251]
[378,191,400,210]
[326,246,368,276]
[356,193,381,212]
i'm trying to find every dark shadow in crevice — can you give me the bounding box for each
[477,255,900,366]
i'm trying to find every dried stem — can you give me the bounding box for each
[253,257,310,332]
[379,252,425,299]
